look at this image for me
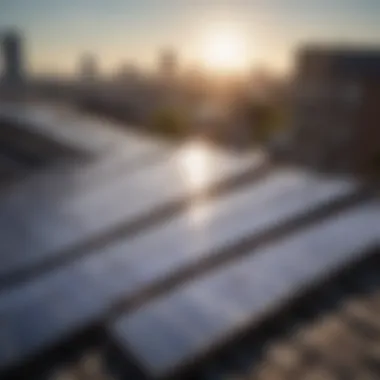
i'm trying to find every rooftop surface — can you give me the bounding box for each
[0,103,379,380]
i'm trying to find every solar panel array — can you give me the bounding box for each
[0,103,378,379]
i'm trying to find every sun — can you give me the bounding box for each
[200,28,249,72]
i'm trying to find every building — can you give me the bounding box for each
[290,46,380,173]
[115,62,139,82]
[1,31,24,85]
[78,53,98,82]
[158,48,178,80]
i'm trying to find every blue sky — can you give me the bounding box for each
[1,0,379,75]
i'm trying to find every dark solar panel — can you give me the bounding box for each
[0,170,357,371]
[0,103,378,380]
[111,201,380,378]
[0,147,261,286]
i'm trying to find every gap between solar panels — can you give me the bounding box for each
[0,154,270,291]
[109,201,380,379]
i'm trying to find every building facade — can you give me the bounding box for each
[291,46,380,173]
[1,31,24,85]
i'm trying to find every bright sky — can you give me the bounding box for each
[1,0,379,76]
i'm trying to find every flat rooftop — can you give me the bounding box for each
[0,102,378,380]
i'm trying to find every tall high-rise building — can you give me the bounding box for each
[78,53,98,81]
[116,62,139,82]
[158,48,178,80]
[1,31,24,84]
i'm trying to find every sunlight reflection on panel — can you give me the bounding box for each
[176,141,216,228]
[177,141,213,193]
[187,199,211,227]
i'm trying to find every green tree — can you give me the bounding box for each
[247,102,286,143]
[151,106,190,139]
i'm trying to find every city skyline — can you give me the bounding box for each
[1,0,379,76]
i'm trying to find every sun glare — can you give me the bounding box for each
[177,141,214,225]
[200,27,250,72]
[178,141,210,191]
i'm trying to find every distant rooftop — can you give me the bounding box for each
[298,45,380,79]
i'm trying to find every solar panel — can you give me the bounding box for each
[0,170,358,370]
[0,103,167,174]
[111,201,380,378]
[73,169,355,301]
[0,103,168,201]
[0,104,127,156]
[0,153,25,183]
[57,140,168,193]
[0,264,110,370]
[0,147,262,284]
